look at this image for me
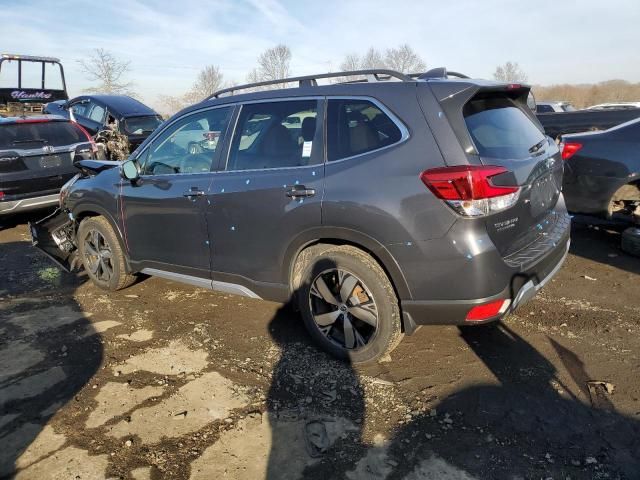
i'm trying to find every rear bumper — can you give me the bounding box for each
[401,234,570,329]
[0,193,59,215]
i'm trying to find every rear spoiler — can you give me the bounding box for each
[425,80,538,160]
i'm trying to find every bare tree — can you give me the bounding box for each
[340,45,426,76]
[157,94,189,116]
[247,44,292,86]
[185,65,225,103]
[493,61,528,83]
[78,48,134,95]
[361,47,386,69]
[384,44,426,74]
[339,53,362,72]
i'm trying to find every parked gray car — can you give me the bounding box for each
[31,68,570,363]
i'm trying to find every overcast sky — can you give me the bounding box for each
[2,0,639,110]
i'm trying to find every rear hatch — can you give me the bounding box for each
[0,119,92,198]
[423,82,564,259]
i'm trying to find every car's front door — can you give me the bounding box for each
[121,105,234,278]
[206,98,324,292]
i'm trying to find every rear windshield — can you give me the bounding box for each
[123,116,162,135]
[0,121,84,149]
[464,97,545,159]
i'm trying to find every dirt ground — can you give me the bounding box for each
[1,212,639,480]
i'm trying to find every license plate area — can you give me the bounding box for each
[39,155,62,168]
[530,172,560,217]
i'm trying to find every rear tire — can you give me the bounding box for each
[293,245,403,365]
[621,227,640,257]
[77,216,136,291]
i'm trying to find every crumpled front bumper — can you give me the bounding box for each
[29,208,79,272]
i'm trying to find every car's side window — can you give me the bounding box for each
[226,100,319,171]
[70,102,90,119]
[140,106,232,176]
[88,103,106,123]
[327,99,403,162]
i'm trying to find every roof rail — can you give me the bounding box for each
[409,67,470,80]
[208,69,413,99]
[1,53,62,63]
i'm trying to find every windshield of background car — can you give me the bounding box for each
[123,116,162,135]
[0,121,84,149]
[464,96,545,160]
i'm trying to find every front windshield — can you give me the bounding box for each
[123,116,162,135]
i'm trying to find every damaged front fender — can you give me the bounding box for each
[29,208,80,272]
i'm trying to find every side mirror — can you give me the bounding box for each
[121,160,140,181]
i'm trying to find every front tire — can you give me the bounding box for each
[77,216,136,291]
[294,245,403,364]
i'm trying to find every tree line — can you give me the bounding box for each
[77,48,639,115]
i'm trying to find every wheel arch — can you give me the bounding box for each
[72,203,133,272]
[608,177,640,217]
[283,227,412,301]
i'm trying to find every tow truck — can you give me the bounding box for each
[0,53,68,115]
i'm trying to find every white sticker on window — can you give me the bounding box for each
[302,141,313,158]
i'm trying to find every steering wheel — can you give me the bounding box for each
[147,161,179,175]
[178,153,211,174]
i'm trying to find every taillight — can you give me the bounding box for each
[73,122,98,155]
[465,299,510,321]
[0,191,4,200]
[560,142,582,161]
[420,165,520,217]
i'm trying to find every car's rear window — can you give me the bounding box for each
[0,121,84,149]
[464,96,545,159]
[123,116,162,135]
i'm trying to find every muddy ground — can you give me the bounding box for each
[0,213,639,480]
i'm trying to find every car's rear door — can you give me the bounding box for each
[206,98,325,294]
[121,105,234,279]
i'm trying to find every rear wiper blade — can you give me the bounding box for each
[12,139,47,144]
[528,139,546,154]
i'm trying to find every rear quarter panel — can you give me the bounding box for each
[563,133,640,215]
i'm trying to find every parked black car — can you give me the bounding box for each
[561,118,640,220]
[32,68,570,363]
[0,115,96,215]
[537,108,640,140]
[44,95,163,151]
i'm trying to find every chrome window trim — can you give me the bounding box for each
[324,95,410,165]
[222,97,324,173]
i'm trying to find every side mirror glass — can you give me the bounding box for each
[121,160,140,181]
[527,91,537,112]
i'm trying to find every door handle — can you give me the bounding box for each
[286,185,316,198]
[183,187,205,198]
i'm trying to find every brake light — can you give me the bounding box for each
[465,299,509,321]
[560,142,582,161]
[73,122,98,155]
[420,165,520,217]
[0,191,4,200]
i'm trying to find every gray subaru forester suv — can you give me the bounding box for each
[31,68,570,363]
